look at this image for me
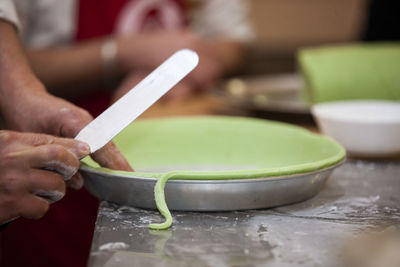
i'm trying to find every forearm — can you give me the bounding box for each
[26,39,112,97]
[116,31,246,75]
[0,20,46,115]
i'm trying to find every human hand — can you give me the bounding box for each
[111,70,194,104]
[0,130,89,224]
[117,30,222,91]
[1,87,133,186]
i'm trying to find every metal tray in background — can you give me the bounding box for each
[214,73,310,115]
[80,162,342,211]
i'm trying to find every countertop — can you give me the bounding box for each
[88,159,400,267]
[88,94,400,267]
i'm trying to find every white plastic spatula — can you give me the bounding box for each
[75,49,199,153]
[0,50,199,229]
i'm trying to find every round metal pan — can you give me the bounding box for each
[81,161,342,211]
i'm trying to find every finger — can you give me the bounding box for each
[56,106,93,136]
[46,101,133,171]
[12,131,90,159]
[66,172,84,190]
[92,141,133,171]
[33,190,65,204]
[11,144,80,180]
[164,80,193,102]
[188,56,220,88]
[29,169,66,203]
[17,195,50,220]
[111,71,148,104]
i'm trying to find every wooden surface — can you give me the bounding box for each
[139,92,318,132]
[138,93,251,120]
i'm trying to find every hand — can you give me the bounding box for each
[1,87,133,186]
[0,130,90,224]
[117,30,222,90]
[111,70,193,104]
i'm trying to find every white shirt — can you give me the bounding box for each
[0,0,20,29]
[189,0,255,42]
[14,0,76,48]
[11,0,254,49]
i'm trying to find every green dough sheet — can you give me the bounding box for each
[298,43,400,103]
[82,116,345,229]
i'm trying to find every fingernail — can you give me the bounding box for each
[69,173,84,190]
[78,142,91,155]
[34,190,65,204]
[43,161,77,181]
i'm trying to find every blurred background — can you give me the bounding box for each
[211,0,399,127]
[243,0,368,74]
[2,2,399,267]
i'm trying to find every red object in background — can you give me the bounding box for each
[0,189,99,267]
[0,0,185,266]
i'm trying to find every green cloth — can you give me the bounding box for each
[298,43,400,103]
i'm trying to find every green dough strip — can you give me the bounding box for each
[149,173,173,230]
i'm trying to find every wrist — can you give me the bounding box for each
[115,36,145,74]
[100,38,119,78]
[0,76,46,115]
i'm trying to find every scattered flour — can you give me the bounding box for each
[99,242,129,251]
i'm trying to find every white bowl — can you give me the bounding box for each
[311,101,400,157]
